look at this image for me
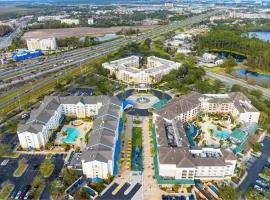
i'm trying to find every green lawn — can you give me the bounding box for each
[0,183,14,200]
[259,167,270,181]
[132,127,142,149]
[133,120,142,124]
[13,162,27,177]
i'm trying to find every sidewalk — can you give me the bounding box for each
[141,117,165,200]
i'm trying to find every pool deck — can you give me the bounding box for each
[198,115,237,147]
[55,121,92,149]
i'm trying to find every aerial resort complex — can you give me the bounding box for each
[2,3,270,199]
[102,56,181,84]
[153,92,260,182]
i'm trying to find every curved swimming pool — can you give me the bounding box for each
[62,127,80,143]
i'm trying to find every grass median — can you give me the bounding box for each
[13,159,28,177]
[0,183,14,200]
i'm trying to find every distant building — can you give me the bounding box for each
[26,37,57,51]
[102,56,181,84]
[38,15,69,22]
[12,50,43,62]
[202,53,217,63]
[60,19,80,25]
[0,19,16,26]
[164,2,174,8]
[88,18,94,25]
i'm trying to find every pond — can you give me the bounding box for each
[96,33,119,42]
[208,50,246,62]
[244,32,270,42]
[232,68,270,87]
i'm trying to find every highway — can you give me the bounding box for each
[206,71,270,98]
[0,10,223,112]
[0,10,222,90]
[0,18,30,50]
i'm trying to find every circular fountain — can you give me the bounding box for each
[136,97,150,104]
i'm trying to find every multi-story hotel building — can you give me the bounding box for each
[17,96,121,149]
[153,92,260,125]
[18,95,123,179]
[26,37,57,51]
[81,101,123,179]
[102,56,181,84]
[153,92,260,181]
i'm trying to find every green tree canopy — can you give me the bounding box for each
[246,188,265,200]
[39,159,54,177]
[219,185,239,200]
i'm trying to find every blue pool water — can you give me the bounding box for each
[84,186,96,197]
[209,185,219,194]
[214,129,230,140]
[62,127,80,143]
[184,123,198,138]
[184,123,198,147]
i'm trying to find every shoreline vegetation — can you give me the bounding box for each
[195,25,270,72]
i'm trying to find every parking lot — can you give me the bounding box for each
[0,153,64,199]
[239,136,270,192]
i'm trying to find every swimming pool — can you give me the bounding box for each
[62,127,80,143]
[214,129,230,140]
[209,185,219,195]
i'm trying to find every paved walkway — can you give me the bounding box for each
[141,117,166,200]
[113,115,133,185]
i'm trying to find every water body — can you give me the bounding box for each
[208,50,246,62]
[244,32,270,42]
[232,68,270,87]
[96,33,118,42]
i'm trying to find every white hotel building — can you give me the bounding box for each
[60,19,80,25]
[102,56,181,84]
[26,37,57,51]
[153,92,260,181]
[17,96,121,149]
[18,95,123,179]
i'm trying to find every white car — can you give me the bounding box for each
[23,191,30,200]
[254,185,263,192]
[15,191,21,200]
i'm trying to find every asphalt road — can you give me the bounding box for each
[0,19,30,50]
[238,136,270,193]
[205,71,270,98]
